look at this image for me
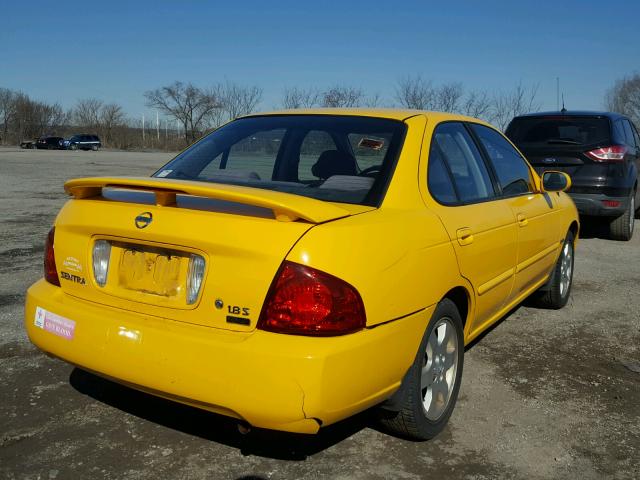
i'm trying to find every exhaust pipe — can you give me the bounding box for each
[237,422,251,435]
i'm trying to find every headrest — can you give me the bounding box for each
[311,150,358,179]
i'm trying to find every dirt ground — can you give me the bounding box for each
[0,146,638,480]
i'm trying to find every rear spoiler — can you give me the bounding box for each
[64,176,351,223]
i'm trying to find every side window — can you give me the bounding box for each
[623,120,637,148]
[432,122,495,203]
[298,130,338,181]
[632,123,640,149]
[470,124,533,196]
[427,144,457,204]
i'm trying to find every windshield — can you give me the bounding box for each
[506,116,611,147]
[153,115,406,207]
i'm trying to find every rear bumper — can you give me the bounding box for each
[569,192,630,217]
[25,279,429,434]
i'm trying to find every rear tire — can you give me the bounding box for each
[91,145,98,151]
[609,194,635,241]
[378,299,464,440]
[70,144,77,151]
[532,231,574,309]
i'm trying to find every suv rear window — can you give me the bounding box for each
[506,116,611,147]
[153,115,406,207]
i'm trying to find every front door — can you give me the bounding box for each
[469,123,563,296]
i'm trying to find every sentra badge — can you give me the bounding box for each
[135,211,153,229]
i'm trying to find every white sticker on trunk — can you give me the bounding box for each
[34,307,76,340]
[156,169,173,178]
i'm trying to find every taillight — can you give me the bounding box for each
[186,254,205,304]
[585,145,627,162]
[44,228,60,286]
[92,240,111,287]
[258,261,366,336]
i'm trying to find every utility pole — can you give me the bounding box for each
[556,77,560,111]
[142,114,145,146]
[156,111,160,141]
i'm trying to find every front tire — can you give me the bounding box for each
[70,144,77,151]
[379,299,464,440]
[609,194,635,241]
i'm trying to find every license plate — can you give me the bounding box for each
[118,249,182,296]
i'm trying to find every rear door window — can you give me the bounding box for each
[431,122,495,204]
[427,144,457,204]
[471,124,533,196]
[622,120,637,148]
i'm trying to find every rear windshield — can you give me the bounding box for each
[506,116,611,147]
[153,115,406,206]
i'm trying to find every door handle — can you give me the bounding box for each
[456,227,474,246]
[517,213,528,227]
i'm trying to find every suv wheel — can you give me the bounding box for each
[70,144,77,151]
[609,194,635,241]
[91,145,98,151]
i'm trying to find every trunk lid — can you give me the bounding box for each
[52,177,367,332]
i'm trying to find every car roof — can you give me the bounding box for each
[512,110,627,120]
[241,108,492,125]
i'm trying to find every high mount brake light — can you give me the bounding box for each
[585,145,627,162]
[44,228,60,286]
[258,261,366,336]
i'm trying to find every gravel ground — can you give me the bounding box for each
[0,146,638,480]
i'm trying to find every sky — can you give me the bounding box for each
[2,0,638,121]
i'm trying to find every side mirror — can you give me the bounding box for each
[541,171,571,192]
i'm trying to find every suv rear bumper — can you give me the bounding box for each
[569,192,630,217]
[25,279,428,434]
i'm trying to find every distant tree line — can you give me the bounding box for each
[1,74,637,151]
[606,73,640,127]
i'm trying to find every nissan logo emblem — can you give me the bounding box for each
[135,212,153,229]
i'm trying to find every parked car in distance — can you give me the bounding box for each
[20,139,37,149]
[506,111,639,240]
[63,134,102,151]
[36,136,65,150]
[25,109,579,441]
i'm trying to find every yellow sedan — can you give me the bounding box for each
[25,109,578,440]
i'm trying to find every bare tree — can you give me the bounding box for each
[0,88,16,143]
[321,85,364,107]
[606,74,640,126]
[461,90,492,119]
[100,103,126,144]
[72,98,103,130]
[395,75,436,110]
[490,82,541,131]
[214,81,263,123]
[281,86,320,109]
[145,81,220,143]
[435,82,464,112]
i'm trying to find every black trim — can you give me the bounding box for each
[365,307,426,329]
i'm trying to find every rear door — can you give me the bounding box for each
[425,122,517,334]
[470,123,563,297]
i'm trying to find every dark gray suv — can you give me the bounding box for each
[506,111,639,240]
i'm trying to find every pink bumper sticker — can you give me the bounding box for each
[35,307,76,340]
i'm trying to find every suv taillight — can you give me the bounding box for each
[44,228,60,286]
[585,145,627,162]
[258,261,366,336]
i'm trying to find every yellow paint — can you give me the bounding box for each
[25,109,579,433]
